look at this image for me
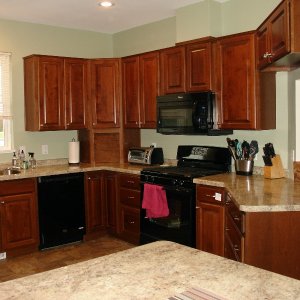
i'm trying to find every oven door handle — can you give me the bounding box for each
[142,182,192,193]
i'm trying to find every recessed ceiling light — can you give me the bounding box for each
[98,1,114,7]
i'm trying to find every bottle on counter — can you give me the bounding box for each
[19,149,25,163]
[12,151,17,167]
[28,152,37,169]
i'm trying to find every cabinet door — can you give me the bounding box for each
[85,172,106,234]
[139,51,160,128]
[196,202,225,256]
[90,59,120,129]
[186,42,212,92]
[38,56,65,130]
[64,58,88,129]
[160,46,186,95]
[122,56,140,128]
[104,172,118,234]
[0,192,38,251]
[256,23,270,69]
[268,0,290,62]
[216,32,256,129]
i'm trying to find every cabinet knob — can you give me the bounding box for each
[263,52,273,59]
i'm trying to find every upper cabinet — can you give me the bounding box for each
[24,55,88,131]
[122,51,159,129]
[256,0,300,70]
[89,59,120,129]
[186,40,213,92]
[160,46,186,94]
[215,31,276,130]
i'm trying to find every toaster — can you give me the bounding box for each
[128,147,164,165]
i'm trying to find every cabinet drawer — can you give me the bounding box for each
[119,174,140,190]
[196,185,225,204]
[225,193,244,233]
[119,188,140,208]
[0,179,36,196]
[119,205,140,244]
[225,212,244,262]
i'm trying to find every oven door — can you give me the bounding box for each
[140,183,195,247]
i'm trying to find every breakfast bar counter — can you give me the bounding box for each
[0,241,299,300]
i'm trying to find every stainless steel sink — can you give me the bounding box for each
[0,168,21,175]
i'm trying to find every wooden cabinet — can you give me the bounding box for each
[160,46,186,95]
[186,41,213,92]
[215,31,276,130]
[256,0,300,70]
[122,51,159,129]
[224,193,244,262]
[90,59,120,129]
[24,55,88,131]
[196,185,226,256]
[117,173,140,244]
[0,179,39,256]
[84,171,118,238]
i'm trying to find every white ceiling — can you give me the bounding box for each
[0,0,221,34]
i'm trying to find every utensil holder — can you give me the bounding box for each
[264,155,285,179]
[235,160,254,176]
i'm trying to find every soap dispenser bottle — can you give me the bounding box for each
[12,151,17,167]
[28,152,37,169]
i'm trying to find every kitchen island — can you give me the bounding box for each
[0,241,299,300]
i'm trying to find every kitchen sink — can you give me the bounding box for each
[0,168,21,176]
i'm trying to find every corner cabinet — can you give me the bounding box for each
[89,59,121,129]
[122,51,159,129]
[256,0,300,70]
[196,185,226,256]
[0,179,39,257]
[215,31,276,130]
[24,55,88,131]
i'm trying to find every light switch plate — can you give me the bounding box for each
[42,144,48,155]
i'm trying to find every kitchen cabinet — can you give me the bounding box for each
[186,40,213,92]
[196,185,226,256]
[117,173,140,244]
[0,179,39,257]
[160,46,186,95]
[215,31,276,130]
[90,59,121,129]
[122,51,159,128]
[256,0,300,70]
[85,171,118,239]
[24,55,88,131]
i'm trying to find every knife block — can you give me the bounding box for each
[264,155,285,179]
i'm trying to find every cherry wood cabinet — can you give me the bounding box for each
[160,46,186,95]
[117,173,140,244]
[122,51,159,129]
[84,171,118,239]
[256,0,300,70]
[215,31,276,130]
[186,41,213,92]
[0,179,39,257]
[196,185,226,256]
[89,59,121,129]
[24,55,88,131]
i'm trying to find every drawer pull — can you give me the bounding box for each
[128,220,135,224]
[206,194,215,198]
[233,215,240,221]
[127,196,135,199]
[0,201,4,204]
[234,245,240,251]
[225,227,230,231]
[127,180,135,184]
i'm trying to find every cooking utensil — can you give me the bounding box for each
[226,138,237,160]
[241,141,250,160]
[249,140,259,160]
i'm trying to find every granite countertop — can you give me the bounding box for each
[0,241,299,300]
[194,173,300,212]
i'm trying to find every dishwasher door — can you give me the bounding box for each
[38,172,85,250]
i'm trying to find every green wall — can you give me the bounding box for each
[0,19,113,163]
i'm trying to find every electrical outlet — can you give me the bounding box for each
[0,252,6,260]
[151,143,157,148]
[42,144,48,155]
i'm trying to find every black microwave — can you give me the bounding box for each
[157,92,233,136]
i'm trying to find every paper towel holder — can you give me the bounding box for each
[68,138,80,166]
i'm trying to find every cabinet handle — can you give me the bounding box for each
[233,215,240,222]
[263,52,273,58]
[127,180,135,184]
[127,196,135,199]
[0,201,4,204]
[196,206,200,209]
[225,227,230,231]
[128,220,135,224]
[205,194,215,198]
[234,245,240,251]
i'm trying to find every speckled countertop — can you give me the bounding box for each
[0,241,299,300]
[194,173,300,212]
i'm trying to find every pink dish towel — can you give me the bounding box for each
[142,183,169,218]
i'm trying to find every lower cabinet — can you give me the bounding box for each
[0,179,39,257]
[117,173,140,245]
[196,185,226,256]
[84,171,118,239]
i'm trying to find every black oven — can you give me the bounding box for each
[140,177,196,247]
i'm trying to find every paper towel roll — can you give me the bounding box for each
[68,141,80,164]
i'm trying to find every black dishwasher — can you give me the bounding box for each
[38,172,86,250]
